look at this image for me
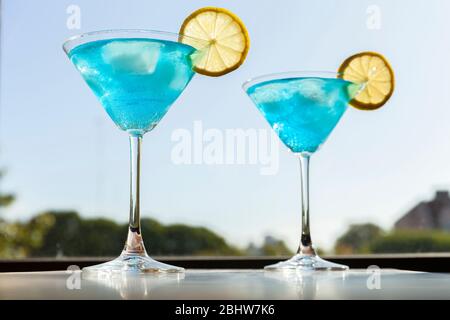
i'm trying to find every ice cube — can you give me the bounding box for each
[169,66,191,91]
[166,51,192,91]
[250,83,296,117]
[296,78,328,104]
[102,41,162,74]
[251,82,294,104]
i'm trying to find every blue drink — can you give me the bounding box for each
[69,38,195,136]
[244,72,359,271]
[63,30,199,274]
[246,77,355,153]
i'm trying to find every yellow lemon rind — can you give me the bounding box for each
[338,51,395,111]
[179,7,250,77]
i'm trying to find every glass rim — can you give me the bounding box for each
[242,71,345,92]
[62,29,205,54]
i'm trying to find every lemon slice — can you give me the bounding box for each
[179,7,250,77]
[338,51,395,110]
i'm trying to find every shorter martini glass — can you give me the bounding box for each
[243,71,361,271]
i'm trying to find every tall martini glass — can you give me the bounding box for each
[243,71,361,271]
[63,30,202,274]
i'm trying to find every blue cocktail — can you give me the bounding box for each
[69,38,195,136]
[64,30,201,274]
[244,72,360,271]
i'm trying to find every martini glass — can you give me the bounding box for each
[63,30,202,274]
[243,71,361,271]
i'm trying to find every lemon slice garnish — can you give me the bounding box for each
[338,51,395,110]
[179,7,250,77]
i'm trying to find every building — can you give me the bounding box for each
[395,191,450,231]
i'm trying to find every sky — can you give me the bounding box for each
[1,0,450,252]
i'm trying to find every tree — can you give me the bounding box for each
[260,240,293,256]
[155,223,242,256]
[29,211,123,257]
[245,235,294,256]
[25,212,241,257]
[0,170,15,208]
[335,223,383,254]
[0,169,18,257]
[369,230,450,253]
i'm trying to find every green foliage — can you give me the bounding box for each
[260,240,293,256]
[245,236,294,256]
[334,223,450,254]
[141,219,242,255]
[29,211,125,257]
[0,194,14,208]
[335,223,384,254]
[0,211,241,258]
[161,224,242,256]
[0,170,15,208]
[0,212,55,258]
[369,230,450,253]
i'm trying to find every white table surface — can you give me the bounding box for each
[0,269,449,300]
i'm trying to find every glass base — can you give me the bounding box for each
[82,252,184,276]
[264,253,349,271]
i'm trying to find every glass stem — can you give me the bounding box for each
[297,153,316,256]
[123,135,147,255]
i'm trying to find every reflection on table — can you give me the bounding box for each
[1,269,450,299]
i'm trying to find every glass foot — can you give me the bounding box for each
[82,252,184,276]
[264,254,348,271]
